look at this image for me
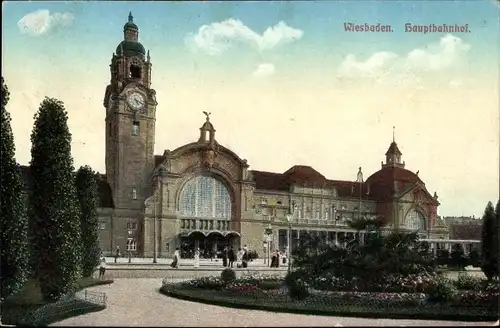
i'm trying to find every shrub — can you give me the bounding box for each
[456,291,500,308]
[285,272,310,300]
[181,276,226,290]
[257,280,282,290]
[426,277,457,303]
[455,273,484,291]
[220,268,236,283]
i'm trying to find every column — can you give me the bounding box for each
[334,231,338,246]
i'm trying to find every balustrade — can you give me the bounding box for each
[180,218,231,232]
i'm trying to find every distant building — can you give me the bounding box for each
[443,216,482,241]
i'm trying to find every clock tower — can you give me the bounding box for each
[104,12,157,211]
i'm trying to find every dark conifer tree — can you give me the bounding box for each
[0,77,29,301]
[75,165,101,277]
[29,97,82,301]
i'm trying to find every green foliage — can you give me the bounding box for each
[291,230,435,290]
[455,273,484,291]
[29,97,82,301]
[75,166,100,278]
[0,77,30,300]
[426,276,457,303]
[436,249,450,266]
[220,268,236,283]
[481,201,499,280]
[467,249,481,267]
[284,272,310,300]
[346,215,385,233]
[449,244,466,269]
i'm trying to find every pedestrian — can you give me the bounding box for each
[194,248,200,268]
[237,247,244,268]
[98,257,106,279]
[114,245,120,263]
[222,247,228,267]
[228,247,236,268]
[171,247,180,268]
[242,248,249,268]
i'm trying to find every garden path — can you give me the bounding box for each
[51,279,495,327]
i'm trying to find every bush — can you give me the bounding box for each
[257,280,282,290]
[285,272,310,300]
[455,273,484,291]
[181,277,226,290]
[426,277,457,303]
[220,268,236,283]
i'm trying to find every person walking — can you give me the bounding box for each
[114,245,120,263]
[222,247,228,267]
[194,248,200,268]
[228,247,236,268]
[171,248,180,269]
[237,248,244,268]
[98,257,106,279]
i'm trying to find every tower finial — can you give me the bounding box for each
[392,126,395,143]
[202,111,211,122]
[128,11,134,23]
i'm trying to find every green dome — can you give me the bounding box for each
[123,22,138,30]
[116,40,146,56]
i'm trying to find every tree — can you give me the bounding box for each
[481,201,497,280]
[29,97,82,301]
[75,166,100,278]
[0,77,29,301]
[450,243,466,269]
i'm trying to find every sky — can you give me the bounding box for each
[2,0,499,217]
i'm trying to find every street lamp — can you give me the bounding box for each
[127,229,132,264]
[286,204,296,274]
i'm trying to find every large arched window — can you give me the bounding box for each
[179,175,232,220]
[405,209,426,231]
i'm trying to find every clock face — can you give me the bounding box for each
[127,92,146,111]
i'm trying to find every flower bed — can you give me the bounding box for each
[160,281,498,322]
[311,273,438,293]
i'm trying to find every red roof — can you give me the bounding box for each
[365,166,423,202]
[252,165,370,199]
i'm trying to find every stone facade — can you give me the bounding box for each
[95,14,449,258]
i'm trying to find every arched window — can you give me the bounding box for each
[405,209,426,231]
[179,175,232,219]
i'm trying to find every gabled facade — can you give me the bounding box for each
[90,14,449,257]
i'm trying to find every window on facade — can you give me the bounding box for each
[130,65,141,79]
[179,175,232,219]
[132,188,137,200]
[297,208,303,218]
[132,122,140,136]
[324,210,329,220]
[405,209,426,231]
[315,211,320,219]
[127,222,131,230]
[127,238,137,251]
[99,222,106,230]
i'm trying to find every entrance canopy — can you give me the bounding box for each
[179,230,241,237]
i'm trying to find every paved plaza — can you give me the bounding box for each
[51,279,495,327]
[104,256,284,268]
